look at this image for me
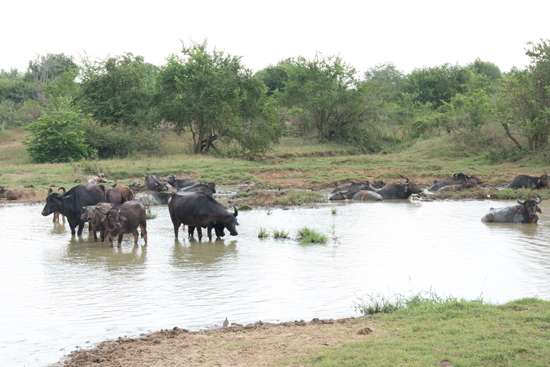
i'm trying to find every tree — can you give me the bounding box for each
[255,58,295,96]
[278,53,369,143]
[25,53,78,103]
[76,53,153,125]
[364,62,405,102]
[155,40,281,156]
[403,64,471,108]
[23,109,92,163]
[499,39,550,150]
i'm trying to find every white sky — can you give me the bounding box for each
[1,0,549,76]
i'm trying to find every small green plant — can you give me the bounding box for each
[331,207,337,215]
[258,227,269,238]
[145,208,157,219]
[272,228,289,239]
[266,208,272,215]
[296,227,327,244]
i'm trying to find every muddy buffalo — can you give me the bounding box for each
[42,183,105,236]
[145,174,166,192]
[427,173,472,192]
[481,195,542,224]
[112,183,135,202]
[366,178,422,200]
[439,179,478,192]
[505,173,550,189]
[96,200,147,247]
[169,192,238,241]
[80,203,113,242]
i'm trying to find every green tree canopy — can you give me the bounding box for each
[75,53,153,125]
[155,40,281,156]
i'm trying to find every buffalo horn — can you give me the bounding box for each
[517,196,525,205]
[57,187,66,198]
[233,205,238,217]
[453,173,458,178]
[535,194,542,204]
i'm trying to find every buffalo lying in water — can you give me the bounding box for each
[331,178,421,201]
[505,173,550,189]
[439,179,478,192]
[427,173,478,192]
[329,181,385,200]
[481,195,542,224]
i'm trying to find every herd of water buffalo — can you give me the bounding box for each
[38,172,550,246]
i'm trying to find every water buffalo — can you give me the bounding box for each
[80,203,113,242]
[177,181,216,196]
[350,190,384,201]
[0,186,6,198]
[165,174,198,189]
[427,173,472,192]
[86,173,108,183]
[330,182,370,200]
[42,183,105,235]
[367,178,422,200]
[145,174,166,192]
[105,187,123,204]
[188,222,226,239]
[112,183,136,202]
[439,179,478,192]
[169,192,239,241]
[505,173,550,189]
[481,195,542,224]
[96,200,147,247]
[5,189,18,200]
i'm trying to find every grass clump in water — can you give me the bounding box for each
[296,227,327,244]
[258,227,269,239]
[331,207,337,215]
[272,228,289,239]
[145,208,157,219]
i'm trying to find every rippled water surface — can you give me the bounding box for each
[1,198,550,366]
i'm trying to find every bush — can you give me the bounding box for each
[82,120,164,158]
[23,109,92,163]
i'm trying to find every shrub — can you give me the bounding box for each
[82,120,164,158]
[296,227,327,244]
[258,227,269,238]
[272,228,289,239]
[23,109,92,163]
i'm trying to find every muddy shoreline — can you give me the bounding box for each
[54,317,375,367]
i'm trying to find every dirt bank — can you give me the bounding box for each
[57,317,376,367]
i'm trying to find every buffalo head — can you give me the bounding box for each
[42,187,71,216]
[101,209,126,230]
[223,206,239,236]
[517,195,543,218]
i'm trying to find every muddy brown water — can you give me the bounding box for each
[1,196,550,366]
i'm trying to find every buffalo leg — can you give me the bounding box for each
[173,222,181,239]
[140,224,147,245]
[197,227,202,241]
[207,225,213,241]
[108,233,115,247]
[117,233,123,247]
[188,226,195,237]
[100,230,106,242]
[132,230,139,245]
[93,230,98,242]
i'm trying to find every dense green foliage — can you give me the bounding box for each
[4,38,550,163]
[155,41,281,157]
[23,109,91,163]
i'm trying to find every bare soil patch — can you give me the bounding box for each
[58,317,376,367]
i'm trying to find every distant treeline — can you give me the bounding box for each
[1,39,550,163]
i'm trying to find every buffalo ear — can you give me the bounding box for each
[102,217,107,222]
[119,216,127,221]
[80,213,87,220]
[518,207,525,213]
[62,194,73,200]
[537,207,542,213]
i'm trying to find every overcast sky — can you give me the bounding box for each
[2,0,549,76]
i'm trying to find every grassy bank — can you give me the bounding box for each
[2,132,550,199]
[290,296,550,366]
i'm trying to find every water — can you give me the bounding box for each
[1,198,550,366]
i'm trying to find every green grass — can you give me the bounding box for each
[257,227,269,239]
[273,190,322,206]
[331,207,337,215]
[291,296,550,367]
[145,211,157,219]
[272,228,290,239]
[296,227,327,244]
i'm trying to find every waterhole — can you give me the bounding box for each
[1,198,550,366]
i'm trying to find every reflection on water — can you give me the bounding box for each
[1,199,550,366]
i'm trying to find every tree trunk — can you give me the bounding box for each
[505,128,523,150]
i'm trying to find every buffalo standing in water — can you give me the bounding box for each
[481,195,542,224]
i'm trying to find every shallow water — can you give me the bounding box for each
[1,198,550,366]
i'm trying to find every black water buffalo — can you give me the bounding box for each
[105,187,123,204]
[112,183,136,202]
[330,182,370,200]
[188,222,226,239]
[427,173,472,192]
[165,174,197,189]
[505,173,550,189]
[96,200,147,247]
[80,203,113,241]
[367,178,422,200]
[169,192,238,241]
[177,181,216,196]
[145,174,166,192]
[481,195,542,223]
[42,183,105,235]
[439,179,478,192]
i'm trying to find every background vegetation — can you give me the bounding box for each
[2,39,550,165]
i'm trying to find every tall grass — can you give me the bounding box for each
[257,227,269,239]
[272,228,289,239]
